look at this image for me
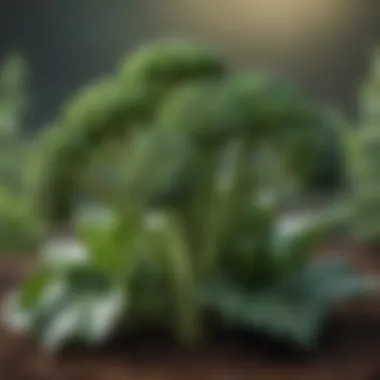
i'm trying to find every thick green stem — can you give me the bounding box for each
[184,149,221,255]
[147,211,202,346]
[198,137,255,277]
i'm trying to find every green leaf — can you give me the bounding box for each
[41,301,81,351]
[3,266,127,352]
[272,214,331,275]
[2,291,34,332]
[74,207,124,274]
[18,269,52,309]
[81,290,125,343]
[73,205,148,283]
[200,280,325,347]
[3,276,68,334]
[287,257,379,302]
[201,258,377,348]
[40,284,125,351]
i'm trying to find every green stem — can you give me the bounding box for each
[109,199,146,284]
[188,149,221,253]
[198,137,255,277]
[148,211,202,346]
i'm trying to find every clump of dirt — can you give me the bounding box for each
[1,242,380,380]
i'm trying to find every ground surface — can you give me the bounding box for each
[1,241,380,380]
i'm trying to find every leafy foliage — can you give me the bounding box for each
[0,53,46,252]
[0,53,29,191]
[0,188,45,252]
[201,257,375,347]
[346,48,380,243]
[4,40,376,351]
[4,253,126,351]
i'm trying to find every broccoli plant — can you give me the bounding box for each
[3,41,377,352]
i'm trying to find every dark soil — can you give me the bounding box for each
[1,240,380,380]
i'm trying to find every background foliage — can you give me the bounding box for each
[346,49,380,243]
[0,53,45,252]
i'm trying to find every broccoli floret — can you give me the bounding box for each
[119,40,227,85]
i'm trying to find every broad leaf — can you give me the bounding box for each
[201,258,377,347]
[3,266,127,352]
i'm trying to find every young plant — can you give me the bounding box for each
[3,40,377,352]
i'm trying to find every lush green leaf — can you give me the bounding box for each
[201,258,377,347]
[4,266,126,352]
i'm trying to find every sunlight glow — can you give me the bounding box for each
[157,0,359,47]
